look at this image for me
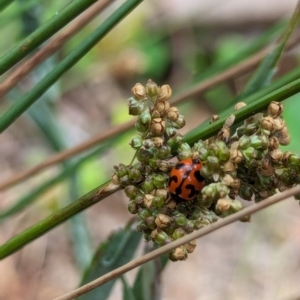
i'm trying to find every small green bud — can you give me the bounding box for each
[114,163,128,177]
[155,231,169,245]
[128,97,146,115]
[152,173,167,188]
[137,148,154,163]
[127,201,138,214]
[135,122,148,134]
[245,122,258,135]
[130,137,143,149]
[138,209,152,220]
[288,153,300,166]
[239,185,253,201]
[165,126,177,137]
[155,145,171,159]
[172,228,186,240]
[124,185,139,199]
[194,218,211,229]
[238,135,251,150]
[206,156,220,170]
[198,147,209,161]
[146,79,159,100]
[173,213,187,226]
[182,220,195,233]
[138,110,151,125]
[128,168,143,182]
[145,216,156,230]
[242,147,258,162]
[142,180,155,193]
[152,196,164,208]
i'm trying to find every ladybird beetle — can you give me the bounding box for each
[168,158,205,201]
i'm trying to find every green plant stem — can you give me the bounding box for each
[0,0,143,134]
[0,181,121,259]
[0,0,99,74]
[182,68,300,146]
[0,0,14,11]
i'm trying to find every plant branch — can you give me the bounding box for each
[0,0,144,133]
[0,0,100,75]
[52,185,300,300]
[1,75,300,259]
[0,0,115,99]
[0,181,121,259]
[2,33,300,191]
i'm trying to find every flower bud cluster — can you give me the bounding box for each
[113,82,299,262]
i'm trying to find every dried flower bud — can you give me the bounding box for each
[222,160,236,172]
[272,118,285,132]
[268,101,283,118]
[276,126,290,145]
[169,246,187,261]
[131,83,146,99]
[184,240,197,253]
[211,114,219,123]
[150,118,166,136]
[151,110,161,118]
[215,198,231,214]
[234,102,246,110]
[157,84,172,101]
[144,194,154,208]
[155,100,170,114]
[152,137,164,148]
[155,213,171,228]
[230,149,243,164]
[146,79,159,99]
[260,156,275,176]
[270,148,283,162]
[269,136,279,149]
[166,107,179,121]
[261,116,274,131]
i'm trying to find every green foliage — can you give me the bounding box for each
[77,225,142,300]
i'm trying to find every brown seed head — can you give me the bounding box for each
[157,84,172,101]
[131,83,146,99]
[268,101,283,118]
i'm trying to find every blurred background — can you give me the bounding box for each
[0,0,300,299]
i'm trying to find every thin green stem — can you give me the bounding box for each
[183,75,300,146]
[1,75,300,259]
[0,0,14,11]
[0,181,121,259]
[0,0,99,74]
[0,0,144,134]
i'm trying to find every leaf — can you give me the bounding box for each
[77,224,142,300]
[121,276,137,300]
[132,251,168,300]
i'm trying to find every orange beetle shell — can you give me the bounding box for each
[168,158,205,201]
